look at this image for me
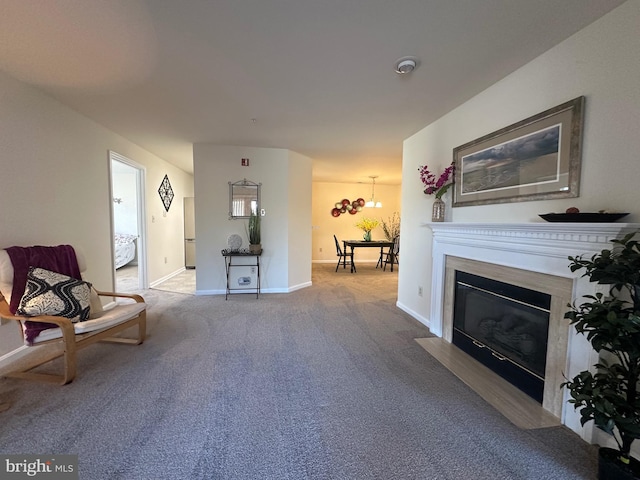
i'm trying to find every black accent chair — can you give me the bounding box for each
[383,235,400,271]
[334,235,355,272]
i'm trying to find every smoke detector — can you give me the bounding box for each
[395,57,418,75]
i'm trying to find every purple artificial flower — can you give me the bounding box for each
[418,162,455,198]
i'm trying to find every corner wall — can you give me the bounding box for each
[192,144,312,294]
[288,151,313,290]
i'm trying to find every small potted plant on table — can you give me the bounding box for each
[247,211,261,254]
[355,217,379,242]
[563,231,640,480]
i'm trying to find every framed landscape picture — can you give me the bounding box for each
[452,96,585,207]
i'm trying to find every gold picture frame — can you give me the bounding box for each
[453,96,585,207]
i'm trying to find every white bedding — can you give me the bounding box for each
[114,233,137,269]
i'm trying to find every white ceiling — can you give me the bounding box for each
[0,0,625,185]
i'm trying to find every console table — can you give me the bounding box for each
[221,249,262,299]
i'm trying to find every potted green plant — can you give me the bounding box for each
[563,231,640,480]
[247,211,261,254]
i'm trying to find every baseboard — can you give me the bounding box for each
[196,282,313,296]
[149,267,187,288]
[396,301,430,328]
[195,289,225,296]
[0,345,31,375]
[284,281,312,293]
[313,260,379,264]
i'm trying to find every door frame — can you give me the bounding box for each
[108,151,148,290]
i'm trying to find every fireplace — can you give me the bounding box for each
[452,270,550,403]
[426,222,640,443]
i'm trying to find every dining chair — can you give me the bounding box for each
[383,235,400,271]
[334,235,356,272]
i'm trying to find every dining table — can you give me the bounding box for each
[342,239,395,273]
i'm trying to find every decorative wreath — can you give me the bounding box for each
[331,198,365,217]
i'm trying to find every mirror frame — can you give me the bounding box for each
[229,179,261,219]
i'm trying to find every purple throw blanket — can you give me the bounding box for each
[6,245,81,344]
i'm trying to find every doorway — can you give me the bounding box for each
[109,151,147,291]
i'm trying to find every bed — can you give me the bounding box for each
[114,233,137,269]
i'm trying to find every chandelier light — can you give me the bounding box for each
[365,176,382,208]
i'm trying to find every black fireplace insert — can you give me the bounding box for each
[452,270,551,402]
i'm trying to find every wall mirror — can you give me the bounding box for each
[229,179,260,219]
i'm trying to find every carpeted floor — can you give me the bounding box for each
[0,264,597,479]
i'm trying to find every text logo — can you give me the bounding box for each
[1,455,78,479]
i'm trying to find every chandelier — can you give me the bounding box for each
[365,176,382,208]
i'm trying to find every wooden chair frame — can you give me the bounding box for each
[382,236,400,271]
[0,290,146,385]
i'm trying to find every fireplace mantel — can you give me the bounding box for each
[428,221,640,255]
[426,222,640,442]
[427,222,640,335]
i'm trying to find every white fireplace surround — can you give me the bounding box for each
[427,222,640,444]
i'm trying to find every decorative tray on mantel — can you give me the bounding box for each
[539,212,629,223]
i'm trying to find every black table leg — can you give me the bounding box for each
[342,241,347,269]
[350,245,356,273]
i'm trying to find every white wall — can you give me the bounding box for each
[112,161,139,237]
[288,151,313,289]
[398,0,640,422]
[312,182,401,263]
[0,70,193,353]
[193,144,312,294]
[145,168,193,283]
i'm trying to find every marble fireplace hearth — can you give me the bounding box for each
[424,222,640,444]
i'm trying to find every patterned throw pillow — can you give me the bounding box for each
[17,267,91,322]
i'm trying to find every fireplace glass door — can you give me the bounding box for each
[452,271,551,402]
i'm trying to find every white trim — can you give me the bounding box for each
[196,289,225,296]
[195,282,312,296]
[149,267,186,288]
[396,301,429,328]
[109,151,149,289]
[313,259,380,264]
[0,345,30,376]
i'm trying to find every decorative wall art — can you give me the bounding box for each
[453,96,585,207]
[158,174,175,212]
[331,198,365,217]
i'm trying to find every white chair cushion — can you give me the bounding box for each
[25,302,146,344]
